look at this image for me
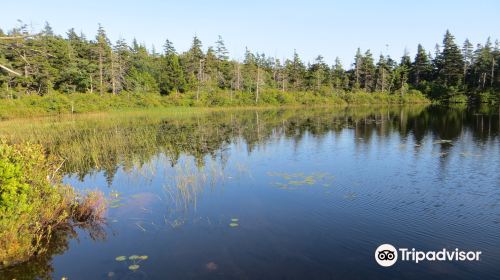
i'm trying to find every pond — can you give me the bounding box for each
[0,105,499,279]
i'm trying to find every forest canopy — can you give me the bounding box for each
[0,21,498,103]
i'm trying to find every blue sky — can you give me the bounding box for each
[1,0,498,66]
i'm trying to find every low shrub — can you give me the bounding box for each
[0,141,106,268]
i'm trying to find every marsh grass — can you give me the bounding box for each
[163,158,225,211]
[0,106,428,185]
[0,90,430,120]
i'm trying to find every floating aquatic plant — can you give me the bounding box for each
[115,256,127,261]
[269,171,334,188]
[108,191,124,208]
[109,203,124,209]
[231,218,239,222]
[128,264,140,270]
[110,190,121,198]
[114,254,149,272]
[129,255,140,260]
[433,139,453,144]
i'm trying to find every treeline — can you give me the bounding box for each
[0,21,499,102]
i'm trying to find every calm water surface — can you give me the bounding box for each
[1,106,499,280]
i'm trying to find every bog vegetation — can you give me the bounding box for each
[0,22,498,118]
[0,105,497,271]
[0,141,105,268]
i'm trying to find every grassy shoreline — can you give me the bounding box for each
[0,90,430,120]
[0,142,106,268]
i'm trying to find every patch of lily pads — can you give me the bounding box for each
[115,254,149,271]
[109,190,124,208]
[433,139,453,145]
[268,171,334,189]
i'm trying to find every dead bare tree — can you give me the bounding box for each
[0,64,21,76]
[0,33,42,76]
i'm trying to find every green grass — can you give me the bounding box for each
[0,106,429,183]
[0,89,430,119]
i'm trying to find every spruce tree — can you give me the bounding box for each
[437,30,464,88]
[411,44,432,87]
[361,50,375,91]
[160,40,185,94]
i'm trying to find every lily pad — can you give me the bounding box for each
[129,255,140,260]
[231,218,239,222]
[115,256,127,261]
[433,139,453,144]
[139,255,149,260]
[229,222,239,227]
[110,190,121,198]
[128,264,140,271]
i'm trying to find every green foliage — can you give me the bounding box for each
[0,142,71,267]
[448,93,468,103]
[478,91,498,104]
[435,30,465,88]
[0,90,430,119]
[0,142,105,268]
[0,23,496,105]
[0,144,33,213]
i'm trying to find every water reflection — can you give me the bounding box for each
[1,105,497,183]
[0,104,499,279]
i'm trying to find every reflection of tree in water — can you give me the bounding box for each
[0,105,498,277]
[0,224,106,280]
[0,105,498,184]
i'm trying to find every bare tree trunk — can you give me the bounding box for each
[255,66,260,103]
[99,50,103,95]
[0,63,22,76]
[355,62,360,86]
[110,49,116,95]
[381,69,385,92]
[256,111,260,140]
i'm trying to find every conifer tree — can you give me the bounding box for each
[436,30,464,88]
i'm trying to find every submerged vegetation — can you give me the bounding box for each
[0,142,106,268]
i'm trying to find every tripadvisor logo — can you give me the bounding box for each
[375,244,482,267]
[375,244,398,267]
